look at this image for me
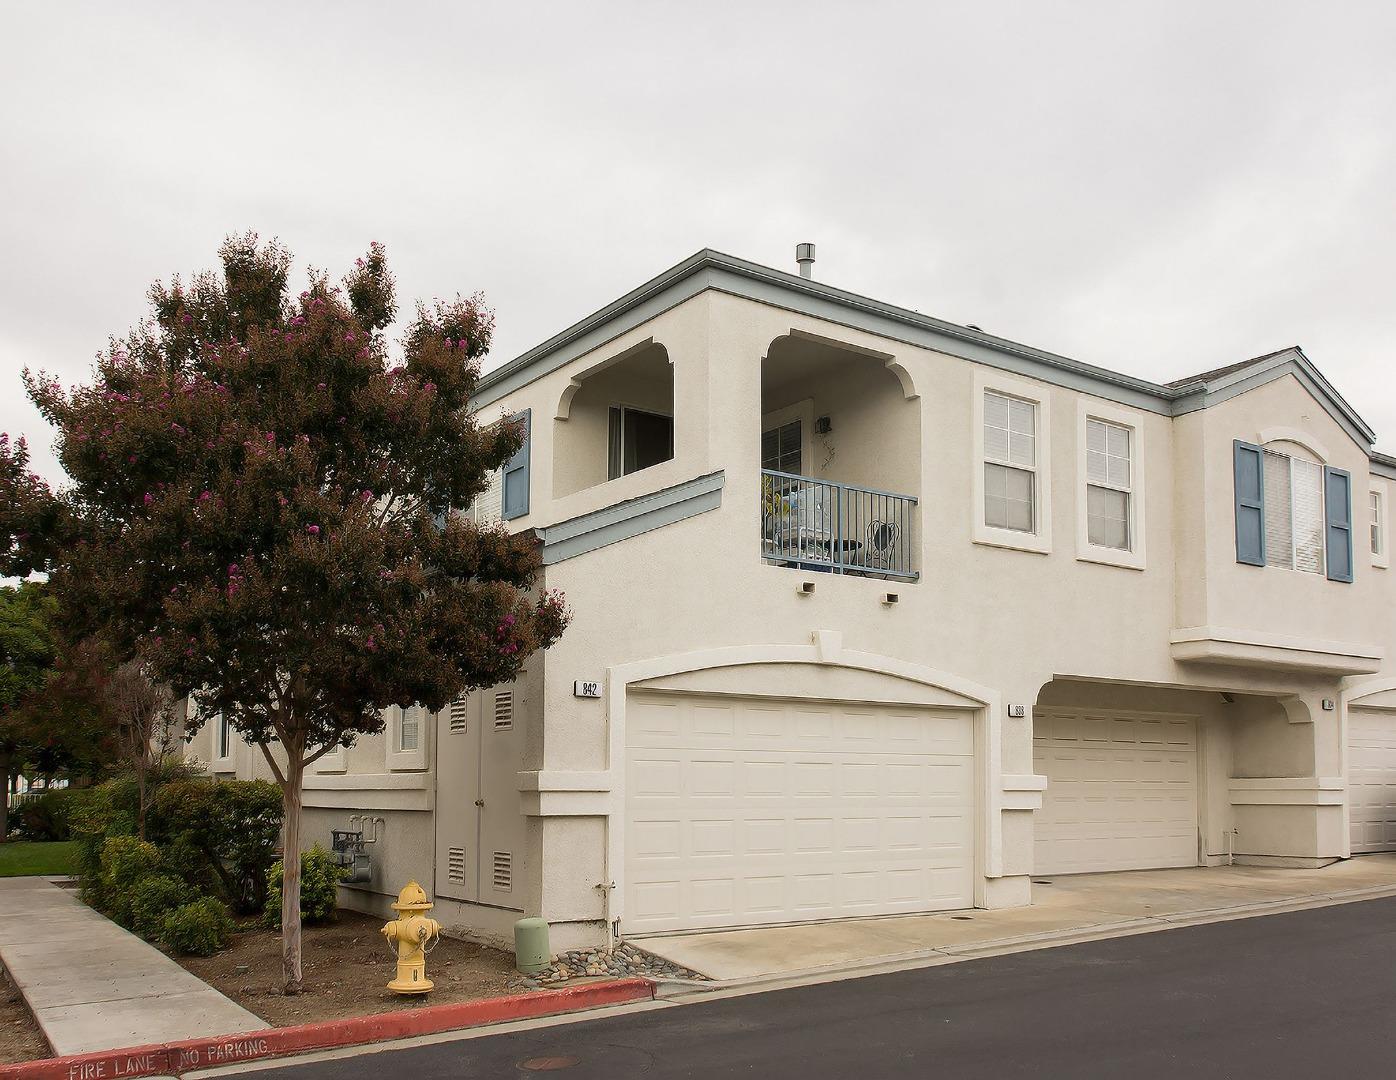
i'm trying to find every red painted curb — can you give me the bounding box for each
[1,979,654,1080]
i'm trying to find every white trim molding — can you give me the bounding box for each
[1169,625,1383,675]
[972,368,1053,555]
[1257,426,1331,464]
[1074,398,1147,571]
[1001,774,1050,811]
[1229,777,1344,806]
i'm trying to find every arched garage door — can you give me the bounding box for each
[624,689,976,935]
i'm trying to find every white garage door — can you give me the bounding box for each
[1034,709,1198,875]
[625,690,976,935]
[1348,708,1396,853]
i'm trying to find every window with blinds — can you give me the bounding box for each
[1085,418,1132,550]
[983,390,1037,533]
[468,470,503,524]
[761,420,802,475]
[398,705,421,752]
[1262,448,1324,574]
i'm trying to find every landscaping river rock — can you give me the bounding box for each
[512,942,707,988]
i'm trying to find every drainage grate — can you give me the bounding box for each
[951,915,974,921]
[1031,879,1054,885]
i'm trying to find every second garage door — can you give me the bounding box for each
[1034,708,1198,875]
[625,690,976,935]
[1348,707,1396,853]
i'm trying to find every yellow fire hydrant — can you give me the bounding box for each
[381,880,442,994]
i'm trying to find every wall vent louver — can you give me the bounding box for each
[493,689,514,730]
[492,850,513,892]
[446,847,467,885]
[448,696,469,734]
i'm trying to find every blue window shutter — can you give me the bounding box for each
[1324,466,1353,582]
[501,409,531,520]
[1233,440,1266,566]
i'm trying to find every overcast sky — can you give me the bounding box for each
[3,1,1395,482]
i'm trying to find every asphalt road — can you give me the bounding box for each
[239,896,1396,1079]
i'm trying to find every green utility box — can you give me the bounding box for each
[514,917,551,975]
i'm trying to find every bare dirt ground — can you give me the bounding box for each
[176,911,521,1027]
[0,976,49,1064]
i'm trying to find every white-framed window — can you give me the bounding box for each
[468,470,503,524]
[607,405,674,480]
[211,710,234,773]
[1075,401,1147,570]
[972,371,1052,554]
[1261,447,1325,575]
[1371,487,1389,569]
[387,704,427,771]
[311,739,347,774]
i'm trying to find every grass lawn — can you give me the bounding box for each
[0,840,78,877]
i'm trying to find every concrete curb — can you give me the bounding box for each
[0,979,654,1080]
[653,882,1396,999]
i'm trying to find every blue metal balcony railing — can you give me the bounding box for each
[761,469,918,581]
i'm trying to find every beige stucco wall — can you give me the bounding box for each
[185,282,1396,949]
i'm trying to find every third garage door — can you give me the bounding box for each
[625,690,976,935]
[1348,707,1396,853]
[1034,708,1198,875]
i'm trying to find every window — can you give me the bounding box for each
[468,470,503,524]
[398,706,421,752]
[762,419,802,475]
[387,704,427,770]
[983,390,1037,533]
[1232,440,1352,581]
[973,373,1052,554]
[1371,491,1384,557]
[501,409,531,520]
[607,406,673,480]
[216,713,231,760]
[1262,449,1325,574]
[1086,418,1131,550]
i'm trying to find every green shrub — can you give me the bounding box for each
[17,789,84,841]
[97,837,162,926]
[71,783,134,903]
[130,874,188,940]
[150,778,282,914]
[161,897,233,956]
[264,845,346,929]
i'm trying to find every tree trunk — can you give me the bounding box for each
[136,763,147,842]
[0,756,10,844]
[280,756,305,994]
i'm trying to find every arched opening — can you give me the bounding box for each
[552,342,673,498]
[760,332,920,579]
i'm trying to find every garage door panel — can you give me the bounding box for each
[1348,708,1396,853]
[626,691,975,934]
[1034,709,1198,876]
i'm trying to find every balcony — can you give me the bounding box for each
[761,469,918,580]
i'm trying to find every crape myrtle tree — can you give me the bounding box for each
[0,582,59,839]
[9,235,569,991]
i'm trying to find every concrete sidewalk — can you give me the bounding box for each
[638,854,1396,985]
[0,876,263,1056]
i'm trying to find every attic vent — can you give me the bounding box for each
[448,696,469,734]
[446,847,466,885]
[492,850,513,892]
[493,690,514,731]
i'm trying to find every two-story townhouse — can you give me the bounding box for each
[189,247,1396,953]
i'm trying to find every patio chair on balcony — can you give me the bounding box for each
[865,519,901,574]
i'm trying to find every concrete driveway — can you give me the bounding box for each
[635,854,1396,984]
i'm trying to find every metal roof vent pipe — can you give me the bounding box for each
[795,243,816,279]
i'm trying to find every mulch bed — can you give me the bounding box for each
[0,976,49,1065]
[175,911,521,1027]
